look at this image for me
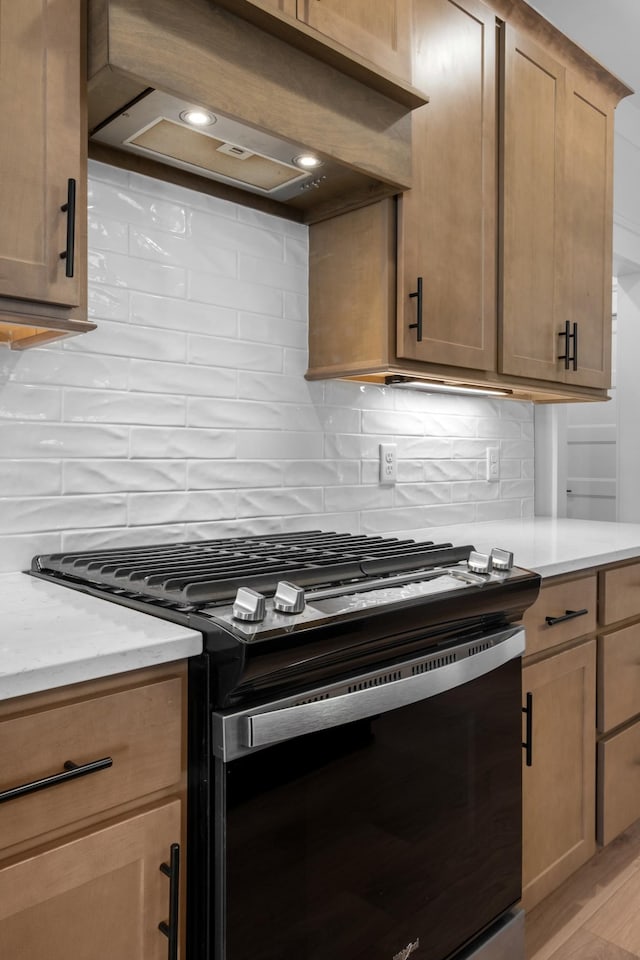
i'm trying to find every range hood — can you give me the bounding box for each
[88,0,421,223]
[92,90,349,205]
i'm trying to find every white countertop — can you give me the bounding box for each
[0,572,202,702]
[391,518,640,578]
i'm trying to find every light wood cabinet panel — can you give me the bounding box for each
[0,801,181,960]
[598,623,640,733]
[0,0,93,348]
[296,0,412,82]
[0,664,187,956]
[599,560,640,626]
[0,676,183,851]
[522,640,596,910]
[396,0,496,372]
[563,73,615,389]
[598,722,640,846]
[500,25,566,384]
[522,573,597,658]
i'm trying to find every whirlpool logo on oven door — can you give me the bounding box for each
[393,939,420,960]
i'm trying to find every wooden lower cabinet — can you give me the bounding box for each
[0,801,180,960]
[522,639,596,910]
[0,663,187,958]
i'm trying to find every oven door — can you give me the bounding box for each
[212,626,524,960]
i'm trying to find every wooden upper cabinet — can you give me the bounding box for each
[500,24,618,389]
[0,0,94,349]
[500,26,567,383]
[295,0,412,82]
[0,0,81,308]
[563,72,615,389]
[397,0,496,372]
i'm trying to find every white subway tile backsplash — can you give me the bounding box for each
[130,359,237,399]
[0,461,62,497]
[64,388,185,426]
[0,384,62,421]
[130,293,237,338]
[0,163,534,566]
[63,460,185,494]
[0,494,126,534]
[189,335,282,372]
[130,427,237,460]
[188,459,283,490]
[127,490,237,526]
[88,284,129,322]
[130,226,237,275]
[64,319,188,363]
[188,272,283,315]
[237,487,323,519]
[238,312,307,348]
[0,423,129,459]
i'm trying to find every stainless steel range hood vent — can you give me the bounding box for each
[92,90,330,202]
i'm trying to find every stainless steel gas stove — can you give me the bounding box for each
[32,530,541,960]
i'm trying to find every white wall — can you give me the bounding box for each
[0,161,535,572]
[616,273,640,521]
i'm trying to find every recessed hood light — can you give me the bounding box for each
[387,377,512,398]
[179,108,216,127]
[292,154,323,169]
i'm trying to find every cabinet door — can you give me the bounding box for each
[396,0,496,372]
[522,640,596,910]
[0,801,182,960]
[0,0,82,308]
[563,73,615,389]
[500,25,566,383]
[296,0,411,80]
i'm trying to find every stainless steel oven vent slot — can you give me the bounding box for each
[347,671,402,693]
[412,653,457,674]
[467,640,493,656]
[293,693,331,706]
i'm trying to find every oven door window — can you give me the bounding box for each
[218,658,521,960]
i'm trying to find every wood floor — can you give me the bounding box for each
[527,820,640,959]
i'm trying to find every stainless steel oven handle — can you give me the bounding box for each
[241,627,524,751]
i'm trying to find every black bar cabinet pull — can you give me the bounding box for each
[570,321,578,371]
[545,608,588,627]
[408,276,423,342]
[0,756,113,804]
[59,177,77,278]
[522,692,533,767]
[558,320,571,369]
[159,843,180,960]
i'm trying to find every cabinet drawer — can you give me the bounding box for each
[522,575,597,657]
[598,719,640,845]
[0,676,183,850]
[598,622,640,733]
[600,561,640,625]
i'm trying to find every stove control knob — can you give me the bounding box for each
[467,551,493,575]
[232,587,266,623]
[273,581,305,615]
[490,547,514,572]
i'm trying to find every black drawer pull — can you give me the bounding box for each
[408,276,423,342]
[0,756,113,804]
[545,608,588,627]
[159,843,181,960]
[59,177,77,278]
[522,692,533,767]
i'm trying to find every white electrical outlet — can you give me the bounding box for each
[486,446,500,482]
[379,443,397,484]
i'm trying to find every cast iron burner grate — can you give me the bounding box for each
[33,530,474,607]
